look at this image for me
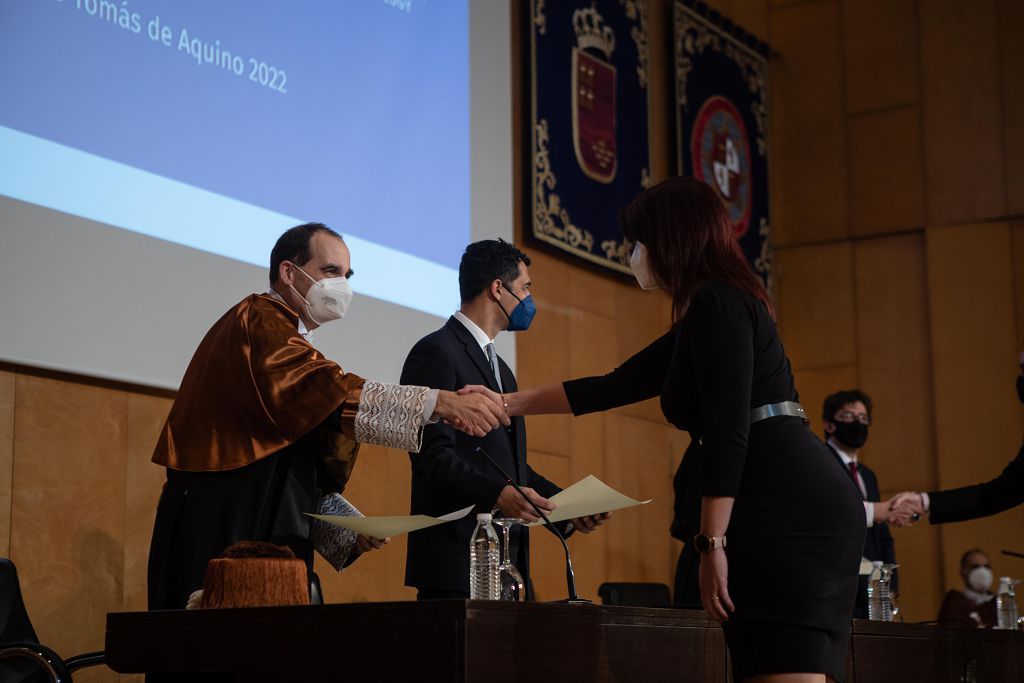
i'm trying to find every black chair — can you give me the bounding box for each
[598,581,673,607]
[0,558,106,682]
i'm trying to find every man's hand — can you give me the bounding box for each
[494,485,555,523]
[571,512,611,534]
[875,493,923,527]
[887,491,925,527]
[434,389,510,437]
[354,535,389,553]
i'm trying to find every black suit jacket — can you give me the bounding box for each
[929,443,1024,524]
[828,445,896,618]
[400,317,564,594]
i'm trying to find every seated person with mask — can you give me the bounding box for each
[938,549,998,628]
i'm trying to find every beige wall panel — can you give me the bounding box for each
[926,222,1022,595]
[927,223,1019,481]
[567,263,621,318]
[999,0,1024,216]
[524,450,572,601]
[627,418,675,585]
[853,235,935,492]
[0,370,13,558]
[318,444,413,603]
[880,509,943,623]
[920,0,1007,224]
[842,0,920,114]
[768,0,848,246]
[122,394,172,613]
[11,375,126,680]
[601,415,643,582]
[847,107,926,236]
[704,0,768,38]
[791,366,859,437]
[1014,221,1024,353]
[516,252,572,457]
[775,243,856,370]
[568,413,608,598]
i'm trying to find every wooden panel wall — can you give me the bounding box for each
[1,5,1022,680]
[770,0,1024,624]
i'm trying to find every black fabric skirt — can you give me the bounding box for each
[719,417,865,682]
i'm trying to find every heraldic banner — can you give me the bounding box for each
[527,0,651,275]
[674,1,772,289]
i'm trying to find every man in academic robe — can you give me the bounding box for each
[401,239,608,600]
[147,223,508,611]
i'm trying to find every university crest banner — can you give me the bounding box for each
[527,0,651,275]
[674,1,772,289]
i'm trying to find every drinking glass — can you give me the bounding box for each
[492,517,525,602]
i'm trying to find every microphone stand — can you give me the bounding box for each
[475,447,590,604]
[1001,549,1024,560]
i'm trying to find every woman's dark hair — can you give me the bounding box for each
[269,222,342,284]
[619,176,773,321]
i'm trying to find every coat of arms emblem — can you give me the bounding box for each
[571,6,617,184]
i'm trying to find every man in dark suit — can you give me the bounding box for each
[822,389,898,619]
[401,239,607,599]
[892,351,1024,524]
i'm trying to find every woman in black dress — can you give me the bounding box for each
[469,178,865,682]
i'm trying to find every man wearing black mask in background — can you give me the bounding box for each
[823,389,898,619]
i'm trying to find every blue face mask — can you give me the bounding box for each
[501,287,536,332]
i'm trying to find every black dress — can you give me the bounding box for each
[564,280,865,681]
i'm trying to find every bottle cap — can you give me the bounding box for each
[477,513,493,522]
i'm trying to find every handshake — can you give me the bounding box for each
[433,385,509,437]
[874,492,927,528]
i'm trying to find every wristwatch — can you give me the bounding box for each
[693,533,727,554]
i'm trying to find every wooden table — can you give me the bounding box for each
[105,601,1023,682]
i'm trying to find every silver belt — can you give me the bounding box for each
[750,401,807,424]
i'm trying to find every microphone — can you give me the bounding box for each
[474,446,590,604]
[1001,549,1024,560]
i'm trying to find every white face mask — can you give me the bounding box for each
[289,264,353,325]
[629,242,659,290]
[967,566,993,593]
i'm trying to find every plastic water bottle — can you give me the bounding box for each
[995,577,1019,630]
[867,561,895,621]
[469,513,500,600]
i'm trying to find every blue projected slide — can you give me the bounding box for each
[0,0,468,317]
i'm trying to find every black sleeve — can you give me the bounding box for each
[928,444,1024,524]
[400,338,507,509]
[562,330,675,416]
[681,289,754,498]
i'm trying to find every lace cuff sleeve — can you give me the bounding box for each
[346,381,428,452]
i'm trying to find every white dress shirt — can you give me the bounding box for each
[454,310,497,352]
[829,437,876,527]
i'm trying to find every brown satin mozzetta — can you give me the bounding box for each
[152,294,365,472]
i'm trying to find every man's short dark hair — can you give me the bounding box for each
[458,239,531,303]
[269,223,342,284]
[822,389,873,423]
[960,548,987,569]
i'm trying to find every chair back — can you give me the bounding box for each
[0,558,38,645]
[597,582,672,607]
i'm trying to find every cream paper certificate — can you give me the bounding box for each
[525,475,651,526]
[308,505,475,538]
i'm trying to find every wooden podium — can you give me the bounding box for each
[105,600,1023,681]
